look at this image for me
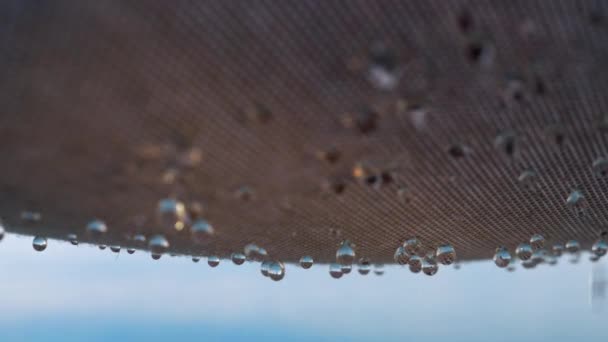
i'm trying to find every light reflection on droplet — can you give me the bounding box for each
[493,247,511,268]
[336,240,356,266]
[110,245,121,253]
[515,243,533,261]
[86,219,108,237]
[98,245,107,250]
[32,236,47,252]
[148,234,169,254]
[552,243,564,257]
[151,253,162,260]
[127,248,135,254]
[208,255,220,267]
[373,264,385,276]
[565,240,580,253]
[191,219,214,243]
[299,256,314,269]
[192,257,200,263]
[403,237,422,255]
[436,244,456,265]
[66,233,78,246]
[529,234,545,250]
[261,260,271,277]
[394,246,411,265]
[341,264,352,274]
[268,261,286,281]
[157,198,188,231]
[408,255,422,273]
[330,263,343,279]
[592,239,608,257]
[422,258,438,276]
[358,258,371,275]
[231,252,246,265]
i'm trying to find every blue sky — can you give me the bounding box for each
[0,233,606,342]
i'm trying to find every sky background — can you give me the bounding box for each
[0,233,606,342]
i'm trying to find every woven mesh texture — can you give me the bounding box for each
[2,0,608,263]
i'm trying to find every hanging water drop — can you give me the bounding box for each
[261,260,271,277]
[373,264,385,276]
[566,190,585,214]
[0,222,4,242]
[552,243,564,257]
[341,264,352,274]
[208,255,220,267]
[565,240,580,253]
[529,234,545,250]
[592,239,608,257]
[408,255,422,273]
[394,246,411,265]
[148,234,169,254]
[192,257,200,263]
[515,243,533,260]
[299,256,314,269]
[231,252,246,265]
[436,244,456,265]
[98,245,107,250]
[422,258,438,276]
[191,219,214,243]
[403,237,422,255]
[493,247,511,268]
[67,233,78,246]
[127,248,135,254]
[151,253,162,260]
[268,261,286,281]
[109,246,120,253]
[330,263,343,279]
[32,236,47,252]
[244,243,267,261]
[336,240,356,266]
[358,258,371,275]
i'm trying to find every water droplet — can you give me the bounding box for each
[127,248,135,254]
[552,244,564,257]
[436,244,456,265]
[86,219,108,237]
[231,252,246,265]
[373,264,385,276]
[565,240,580,253]
[0,222,4,241]
[493,247,512,268]
[110,245,121,253]
[133,234,146,244]
[403,237,422,255]
[336,240,355,266]
[592,239,608,257]
[422,258,438,276]
[529,234,545,250]
[244,243,267,261]
[148,234,169,254]
[522,259,537,269]
[341,264,352,274]
[192,257,200,263]
[67,233,78,246]
[590,255,601,262]
[394,246,411,265]
[329,263,343,279]
[208,255,220,267]
[98,245,107,250]
[517,170,537,189]
[358,258,371,275]
[268,261,286,281]
[515,243,533,260]
[21,211,41,223]
[408,255,422,273]
[151,253,162,260]
[158,198,188,231]
[593,157,608,177]
[494,131,516,156]
[566,190,584,205]
[299,256,314,269]
[260,260,272,277]
[32,236,47,252]
[191,219,214,243]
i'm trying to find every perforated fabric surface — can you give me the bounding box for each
[2,0,608,263]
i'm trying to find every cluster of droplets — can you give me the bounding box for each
[393,237,456,276]
[494,233,608,270]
